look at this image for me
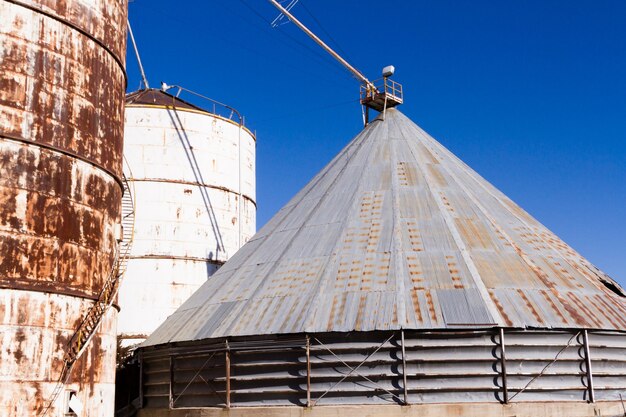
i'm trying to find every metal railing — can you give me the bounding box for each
[170,86,246,127]
[360,77,404,103]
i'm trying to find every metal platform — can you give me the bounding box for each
[361,77,403,112]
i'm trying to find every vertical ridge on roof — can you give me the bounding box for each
[143,108,625,347]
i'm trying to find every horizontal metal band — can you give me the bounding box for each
[118,333,150,340]
[125,104,257,140]
[127,255,225,264]
[3,0,128,87]
[0,283,122,312]
[0,279,99,302]
[128,177,256,207]
[1,134,124,191]
[140,328,626,358]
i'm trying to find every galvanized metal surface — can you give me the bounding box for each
[139,329,626,407]
[144,108,625,348]
[118,92,256,347]
[0,0,127,415]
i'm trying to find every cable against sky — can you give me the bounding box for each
[299,0,354,65]
[236,0,356,82]
[125,2,355,95]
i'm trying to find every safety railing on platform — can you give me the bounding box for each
[360,77,404,105]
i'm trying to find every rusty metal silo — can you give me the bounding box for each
[118,88,256,348]
[0,0,128,415]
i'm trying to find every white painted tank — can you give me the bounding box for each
[118,89,256,348]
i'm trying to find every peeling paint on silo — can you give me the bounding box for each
[0,0,127,415]
[118,90,256,348]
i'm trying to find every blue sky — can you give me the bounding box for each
[126,0,626,287]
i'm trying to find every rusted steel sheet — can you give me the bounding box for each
[0,0,127,415]
[144,108,625,348]
[0,140,121,298]
[0,290,118,416]
[118,91,256,347]
[4,0,128,61]
[0,0,127,177]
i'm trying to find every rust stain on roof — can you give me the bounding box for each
[144,109,626,348]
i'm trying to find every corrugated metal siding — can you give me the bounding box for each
[589,332,626,401]
[143,108,625,347]
[140,329,626,407]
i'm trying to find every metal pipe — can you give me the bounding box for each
[139,351,144,408]
[361,105,367,127]
[306,336,311,407]
[401,330,408,405]
[168,356,174,409]
[225,350,231,408]
[271,0,299,27]
[499,328,509,404]
[382,89,389,120]
[582,330,595,403]
[127,18,149,89]
[267,0,374,90]
[127,255,226,263]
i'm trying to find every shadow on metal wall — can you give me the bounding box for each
[167,108,226,263]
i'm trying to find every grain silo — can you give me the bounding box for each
[136,106,626,417]
[118,88,256,349]
[0,0,127,416]
[133,2,625,414]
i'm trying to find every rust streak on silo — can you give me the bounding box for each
[0,0,128,415]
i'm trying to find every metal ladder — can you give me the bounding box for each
[41,169,136,416]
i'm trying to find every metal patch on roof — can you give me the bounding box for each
[438,289,495,326]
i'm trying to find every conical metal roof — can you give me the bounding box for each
[143,108,625,347]
[125,88,208,112]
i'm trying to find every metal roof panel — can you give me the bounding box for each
[143,109,626,347]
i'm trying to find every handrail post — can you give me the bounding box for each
[225,347,231,408]
[499,328,509,404]
[138,350,144,408]
[583,330,595,403]
[401,330,408,405]
[306,336,311,407]
[168,355,174,409]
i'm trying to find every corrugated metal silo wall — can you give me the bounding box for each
[0,0,127,415]
[119,105,256,347]
[140,329,626,408]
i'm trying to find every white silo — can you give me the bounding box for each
[118,88,256,348]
